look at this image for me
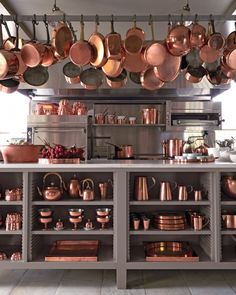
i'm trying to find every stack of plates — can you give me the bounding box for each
[154,212,186,230]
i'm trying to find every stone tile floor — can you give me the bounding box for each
[0,269,236,295]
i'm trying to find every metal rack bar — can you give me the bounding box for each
[1,14,236,22]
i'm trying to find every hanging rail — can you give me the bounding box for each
[1,14,236,22]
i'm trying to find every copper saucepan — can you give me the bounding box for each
[106,142,134,159]
[124,15,144,55]
[102,49,125,77]
[105,16,122,60]
[222,213,236,229]
[80,68,104,90]
[41,15,56,67]
[69,15,93,66]
[208,17,225,51]
[190,14,207,48]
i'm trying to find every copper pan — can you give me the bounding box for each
[206,66,222,86]
[185,65,206,83]
[2,19,16,50]
[23,65,49,86]
[140,67,164,90]
[154,44,181,82]
[69,16,93,66]
[144,17,167,66]
[51,17,73,60]
[124,15,144,55]
[129,72,141,85]
[208,17,225,51]
[102,50,125,77]
[41,16,56,67]
[0,20,19,79]
[221,59,236,79]
[124,48,148,73]
[105,16,122,60]
[80,68,104,90]
[186,48,203,68]
[226,22,236,50]
[166,15,191,56]
[21,16,46,68]
[223,48,236,70]
[0,78,19,94]
[88,15,107,68]
[199,22,221,63]
[180,55,189,71]
[190,15,206,48]
[106,69,127,88]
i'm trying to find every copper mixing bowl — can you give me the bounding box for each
[222,176,236,199]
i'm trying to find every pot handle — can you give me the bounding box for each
[172,181,178,191]
[82,178,94,190]
[202,217,210,229]
[187,185,193,194]
[148,177,156,191]
[43,172,63,190]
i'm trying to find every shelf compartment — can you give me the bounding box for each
[32,229,113,235]
[221,201,236,205]
[130,201,210,206]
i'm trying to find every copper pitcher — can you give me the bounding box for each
[178,185,193,201]
[134,176,156,201]
[159,181,177,201]
[141,108,158,124]
[81,178,94,201]
[68,174,81,198]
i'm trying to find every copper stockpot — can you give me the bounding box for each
[162,139,185,158]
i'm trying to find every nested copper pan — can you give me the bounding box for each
[140,67,164,90]
[155,219,185,225]
[190,16,206,48]
[124,48,148,73]
[102,50,125,77]
[63,62,82,84]
[155,213,185,220]
[166,20,191,56]
[106,69,127,88]
[144,18,167,66]
[0,78,19,93]
[80,68,104,90]
[88,16,107,68]
[69,18,93,66]
[185,65,206,83]
[51,21,73,60]
[105,17,122,60]
[156,224,185,230]
[23,65,49,86]
[154,45,181,82]
[41,16,56,67]
[124,16,144,55]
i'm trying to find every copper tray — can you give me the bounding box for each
[39,158,81,164]
[45,240,99,262]
[144,241,199,262]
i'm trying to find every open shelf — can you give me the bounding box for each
[130,229,211,235]
[0,230,22,235]
[221,201,236,205]
[32,229,113,235]
[32,200,113,206]
[221,230,236,235]
[130,201,210,206]
[0,201,23,205]
[222,246,236,262]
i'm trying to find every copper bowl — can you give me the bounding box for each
[68,208,84,217]
[96,208,111,217]
[38,208,53,217]
[0,144,43,163]
[222,176,236,199]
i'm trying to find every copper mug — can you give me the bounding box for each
[134,176,156,201]
[98,179,113,200]
[193,214,209,231]
[178,185,193,201]
[159,181,177,201]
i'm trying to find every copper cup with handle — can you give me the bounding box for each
[134,176,156,201]
[159,181,177,201]
[193,214,209,231]
[178,185,193,201]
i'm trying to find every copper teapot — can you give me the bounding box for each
[68,174,81,198]
[81,178,94,201]
[37,172,66,201]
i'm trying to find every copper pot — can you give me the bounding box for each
[141,108,158,124]
[222,214,236,229]
[106,142,134,159]
[221,176,236,199]
[162,139,185,158]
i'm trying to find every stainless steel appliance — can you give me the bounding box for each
[166,101,223,131]
[27,115,90,160]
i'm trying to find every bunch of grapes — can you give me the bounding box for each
[41,144,84,160]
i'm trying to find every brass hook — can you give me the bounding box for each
[95,14,99,26]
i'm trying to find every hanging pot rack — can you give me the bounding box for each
[0,14,236,22]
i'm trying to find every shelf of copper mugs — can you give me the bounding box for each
[38,207,112,231]
[134,176,208,201]
[0,212,22,231]
[131,210,209,231]
[37,172,113,201]
[94,107,159,125]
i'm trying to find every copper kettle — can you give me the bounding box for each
[81,178,94,201]
[194,138,209,155]
[37,172,66,201]
[68,174,81,198]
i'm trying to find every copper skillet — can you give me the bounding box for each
[106,69,127,89]
[88,15,107,68]
[223,23,236,70]
[41,15,56,67]
[140,67,164,90]
[69,15,93,66]
[102,48,125,78]
[144,16,167,66]
[105,16,122,60]
[80,68,104,90]
[208,16,225,51]
[166,14,191,56]
[124,15,144,55]
[51,15,73,61]
[21,15,46,68]
[190,14,207,48]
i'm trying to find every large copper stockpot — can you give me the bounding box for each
[221,176,236,199]
[162,139,185,158]
[21,16,46,67]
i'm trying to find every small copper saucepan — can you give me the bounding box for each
[106,142,134,159]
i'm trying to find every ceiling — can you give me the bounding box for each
[1,0,236,40]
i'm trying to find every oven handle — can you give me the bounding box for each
[34,128,86,133]
[173,120,219,126]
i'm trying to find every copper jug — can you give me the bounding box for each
[159,181,177,201]
[178,185,193,201]
[134,176,156,201]
[68,174,82,198]
[81,178,94,201]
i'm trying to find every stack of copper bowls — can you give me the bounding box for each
[154,212,186,230]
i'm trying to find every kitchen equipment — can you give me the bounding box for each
[162,139,185,158]
[68,208,84,217]
[96,208,111,217]
[84,219,94,230]
[133,217,140,230]
[154,212,186,230]
[190,15,207,48]
[69,215,83,230]
[117,115,126,124]
[208,17,225,51]
[98,180,113,200]
[144,241,199,262]
[105,16,122,60]
[45,240,99,262]
[0,252,7,261]
[194,190,203,201]
[41,16,55,67]
[140,67,164,90]
[37,172,65,201]
[128,117,136,125]
[39,209,53,230]
[106,69,127,89]
[102,53,125,77]
[106,114,117,124]
[143,217,150,230]
[96,215,111,230]
[141,108,158,124]
[159,181,177,201]
[134,176,156,201]
[222,213,236,229]
[68,174,81,198]
[5,213,22,231]
[80,68,104,90]
[38,208,53,217]
[221,176,236,199]
[106,142,134,159]
[5,188,22,201]
[10,252,22,261]
[23,65,49,86]
[165,101,222,131]
[124,15,144,55]
[178,185,193,201]
[193,214,209,231]
[81,178,94,201]
[0,144,42,163]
